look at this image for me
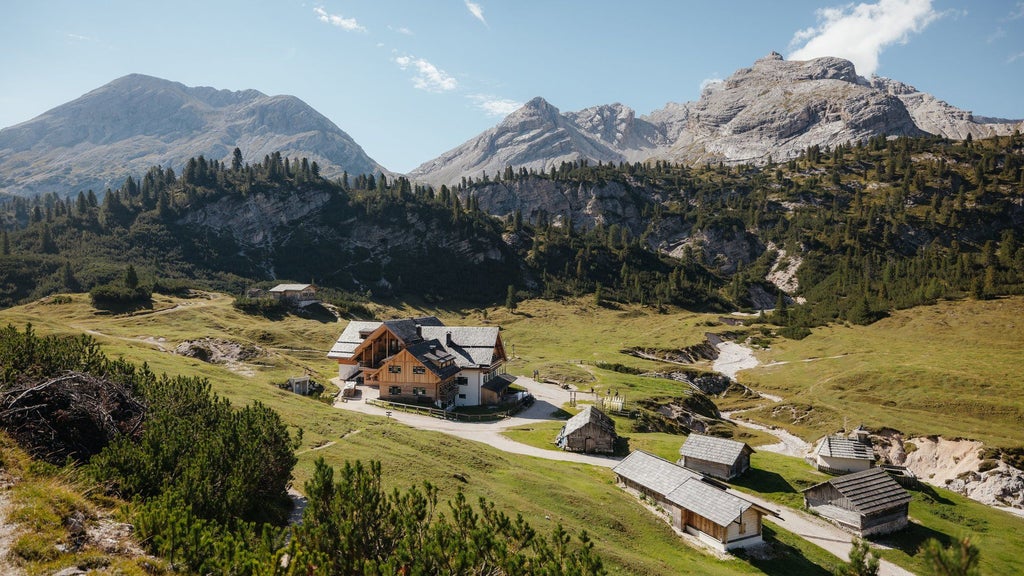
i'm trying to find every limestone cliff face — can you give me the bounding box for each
[0,74,386,196]
[411,53,1021,185]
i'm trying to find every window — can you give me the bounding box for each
[456,377,469,386]
[388,386,401,395]
[458,394,467,399]
[412,387,427,396]
[412,366,426,375]
[388,365,402,374]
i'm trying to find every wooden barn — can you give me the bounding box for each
[802,467,911,537]
[812,428,875,474]
[555,406,617,454]
[268,283,318,303]
[678,434,754,480]
[612,451,777,552]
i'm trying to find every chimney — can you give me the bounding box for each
[852,425,870,445]
[446,331,453,347]
[415,323,422,339]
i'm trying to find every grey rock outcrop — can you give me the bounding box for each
[411,53,1022,186]
[0,74,386,196]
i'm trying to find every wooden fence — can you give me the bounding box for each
[367,398,528,422]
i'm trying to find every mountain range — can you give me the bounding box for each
[0,53,1020,196]
[0,74,384,196]
[408,53,1022,186]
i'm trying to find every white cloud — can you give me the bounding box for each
[66,33,94,42]
[394,55,458,92]
[787,0,940,76]
[700,76,723,92]
[465,1,487,26]
[1008,51,1024,64]
[988,27,1006,44]
[314,7,366,32]
[1011,2,1024,20]
[469,94,522,116]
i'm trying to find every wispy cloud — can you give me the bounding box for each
[788,0,940,76]
[391,25,414,36]
[394,55,458,92]
[66,33,94,42]
[468,94,522,116]
[465,1,487,26]
[988,26,1006,44]
[1009,51,1024,64]
[314,6,366,33]
[1010,2,1024,20]
[700,76,723,92]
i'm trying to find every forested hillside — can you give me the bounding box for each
[1,134,1023,332]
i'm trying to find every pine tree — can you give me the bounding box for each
[124,265,139,290]
[837,538,880,576]
[921,537,980,576]
[505,285,517,311]
[1,230,9,255]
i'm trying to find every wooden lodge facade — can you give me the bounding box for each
[612,451,777,552]
[327,317,509,408]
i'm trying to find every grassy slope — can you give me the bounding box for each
[736,297,1024,447]
[0,294,796,576]
[6,293,1024,574]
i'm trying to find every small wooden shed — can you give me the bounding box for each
[802,467,911,536]
[813,433,874,474]
[555,406,617,454]
[679,434,754,480]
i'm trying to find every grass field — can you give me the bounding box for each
[5,292,1024,574]
[0,293,829,575]
[734,297,1024,448]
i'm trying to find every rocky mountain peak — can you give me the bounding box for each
[0,75,385,196]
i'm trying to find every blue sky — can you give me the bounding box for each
[2,0,1022,173]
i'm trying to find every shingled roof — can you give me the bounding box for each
[562,406,616,438]
[269,283,313,292]
[404,339,461,380]
[420,326,502,368]
[382,316,444,344]
[805,467,911,515]
[666,478,754,528]
[680,434,753,466]
[816,435,874,461]
[612,450,701,496]
[327,320,383,360]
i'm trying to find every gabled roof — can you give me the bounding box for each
[383,316,444,344]
[420,326,503,367]
[270,283,314,292]
[404,339,461,381]
[612,450,700,496]
[482,373,515,393]
[327,316,444,361]
[327,320,382,360]
[816,435,874,461]
[805,467,911,515]
[666,478,753,528]
[680,434,753,466]
[562,406,616,438]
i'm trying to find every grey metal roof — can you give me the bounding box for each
[420,326,502,368]
[612,450,700,496]
[666,478,752,528]
[327,320,383,359]
[816,435,874,461]
[562,406,616,438]
[269,283,313,292]
[404,339,461,380]
[680,434,753,466]
[807,467,911,515]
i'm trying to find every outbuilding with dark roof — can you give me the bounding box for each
[802,467,911,536]
[679,434,754,480]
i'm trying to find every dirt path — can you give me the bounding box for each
[0,486,25,576]
[333,376,621,468]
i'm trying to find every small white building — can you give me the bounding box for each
[268,283,318,304]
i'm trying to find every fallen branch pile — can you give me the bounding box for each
[1,370,146,463]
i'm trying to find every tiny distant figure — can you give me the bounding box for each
[533,369,539,380]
